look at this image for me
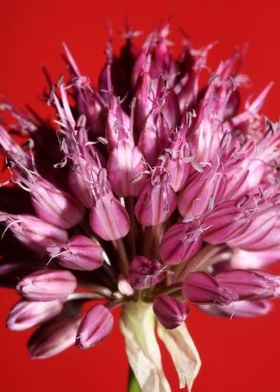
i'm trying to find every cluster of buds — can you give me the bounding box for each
[1,24,280,391]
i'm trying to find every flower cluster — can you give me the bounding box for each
[1,24,280,391]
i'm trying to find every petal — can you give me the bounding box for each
[157,322,201,391]
[120,301,171,392]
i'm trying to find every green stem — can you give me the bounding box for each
[128,367,141,392]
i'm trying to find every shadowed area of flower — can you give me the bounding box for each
[1,23,280,392]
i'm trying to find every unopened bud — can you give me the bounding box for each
[153,295,189,329]
[76,304,114,349]
[17,269,77,301]
[7,300,63,331]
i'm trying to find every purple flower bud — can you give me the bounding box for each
[0,125,30,166]
[202,201,248,245]
[90,196,130,241]
[107,141,146,197]
[203,201,279,251]
[63,44,106,136]
[106,97,132,149]
[153,295,189,329]
[215,269,280,300]
[0,213,68,252]
[28,318,79,359]
[6,300,63,331]
[134,167,176,226]
[17,269,77,301]
[178,162,226,219]
[49,235,103,271]
[89,169,130,240]
[76,304,113,349]
[30,178,85,229]
[159,222,203,265]
[182,271,239,305]
[138,111,171,166]
[127,256,164,289]
[199,300,272,318]
[159,132,191,192]
[67,155,100,208]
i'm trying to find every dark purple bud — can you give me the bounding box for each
[6,300,63,331]
[199,300,272,318]
[76,304,113,349]
[153,295,189,329]
[49,235,103,271]
[182,271,239,305]
[28,318,79,359]
[17,269,77,301]
[215,269,280,300]
[127,256,164,289]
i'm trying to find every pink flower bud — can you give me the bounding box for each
[199,300,272,318]
[30,178,84,229]
[90,196,130,240]
[127,256,164,289]
[153,295,189,329]
[182,271,239,305]
[28,318,79,359]
[0,213,68,252]
[105,97,131,149]
[203,201,279,250]
[178,162,226,219]
[6,300,63,331]
[107,140,146,197]
[134,167,176,226]
[89,169,130,240]
[62,44,106,136]
[158,133,192,192]
[68,165,92,208]
[215,269,280,300]
[76,304,113,349]
[159,222,203,265]
[17,269,77,301]
[49,235,103,271]
[138,112,170,166]
[0,125,30,166]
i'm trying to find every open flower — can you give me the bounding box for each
[1,24,280,392]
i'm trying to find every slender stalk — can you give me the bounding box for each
[128,367,141,392]
[142,224,162,259]
[112,238,129,276]
[67,292,104,301]
[125,196,136,259]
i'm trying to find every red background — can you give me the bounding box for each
[1,0,280,391]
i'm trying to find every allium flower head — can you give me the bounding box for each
[1,24,280,391]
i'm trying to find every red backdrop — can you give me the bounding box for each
[1,0,280,391]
